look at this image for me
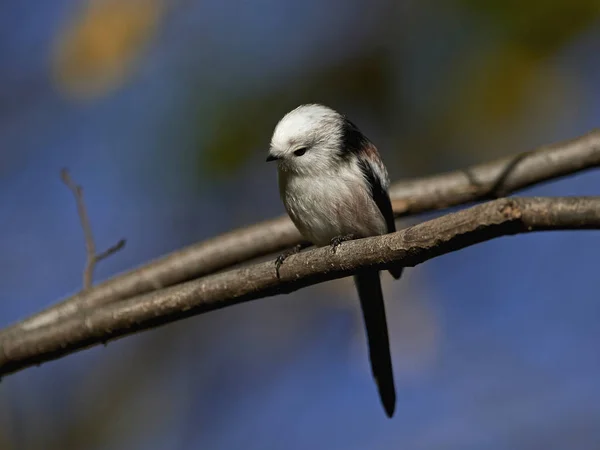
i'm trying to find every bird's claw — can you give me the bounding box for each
[275,254,287,278]
[275,244,304,279]
[330,234,355,254]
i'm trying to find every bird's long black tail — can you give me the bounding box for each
[354,270,396,417]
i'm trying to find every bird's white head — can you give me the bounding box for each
[267,104,349,175]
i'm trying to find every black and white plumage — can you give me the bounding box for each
[267,104,402,417]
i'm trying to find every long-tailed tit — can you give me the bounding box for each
[267,104,402,418]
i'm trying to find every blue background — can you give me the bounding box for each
[1,1,599,449]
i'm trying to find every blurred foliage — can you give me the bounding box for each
[457,0,600,53]
[52,0,166,100]
[417,0,600,163]
[195,0,600,178]
[452,0,600,119]
[193,51,393,177]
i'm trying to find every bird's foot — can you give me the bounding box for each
[275,244,304,279]
[330,234,355,254]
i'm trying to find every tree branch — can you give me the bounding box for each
[1,197,599,377]
[387,129,600,212]
[60,169,126,290]
[3,129,600,336]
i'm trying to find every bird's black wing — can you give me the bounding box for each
[340,117,396,236]
[356,157,396,235]
[356,152,403,279]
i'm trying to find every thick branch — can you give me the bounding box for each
[4,129,599,336]
[1,197,599,377]
[388,129,600,212]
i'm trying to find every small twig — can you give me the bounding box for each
[95,239,127,262]
[60,169,95,288]
[465,151,531,199]
[60,169,126,290]
[485,152,531,198]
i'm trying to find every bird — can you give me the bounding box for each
[266,103,402,417]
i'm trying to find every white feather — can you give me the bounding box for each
[279,164,387,246]
[269,104,387,246]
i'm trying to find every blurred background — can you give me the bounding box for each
[1,0,600,449]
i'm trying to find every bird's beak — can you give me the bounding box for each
[266,154,280,162]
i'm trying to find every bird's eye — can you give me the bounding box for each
[293,147,307,157]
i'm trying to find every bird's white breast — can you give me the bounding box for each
[278,167,387,246]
